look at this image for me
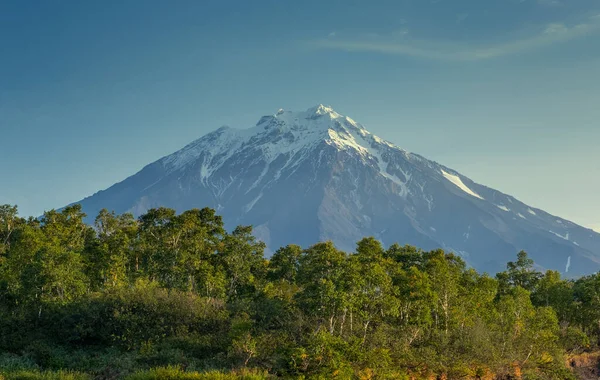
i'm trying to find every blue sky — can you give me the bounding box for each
[1,0,599,231]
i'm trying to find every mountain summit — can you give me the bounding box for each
[73,105,600,275]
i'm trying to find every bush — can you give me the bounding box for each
[560,326,591,353]
[105,283,229,349]
[0,353,39,372]
[31,282,229,350]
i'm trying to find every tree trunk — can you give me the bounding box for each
[329,315,336,334]
[363,320,370,343]
[339,308,347,336]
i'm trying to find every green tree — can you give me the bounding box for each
[296,241,349,335]
[3,206,91,314]
[170,208,225,292]
[0,221,45,306]
[268,244,302,283]
[0,205,21,257]
[497,250,542,293]
[385,243,423,269]
[572,273,600,342]
[137,207,177,285]
[531,270,574,322]
[217,225,266,300]
[35,206,90,305]
[349,238,400,341]
[423,249,464,335]
[86,209,138,289]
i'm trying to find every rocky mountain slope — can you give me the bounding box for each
[72,105,600,275]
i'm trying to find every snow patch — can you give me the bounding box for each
[441,170,484,200]
[326,126,411,197]
[496,205,510,212]
[142,178,162,192]
[565,256,571,273]
[463,225,471,240]
[244,193,263,213]
[550,230,570,241]
[518,213,526,219]
[527,208,537,216]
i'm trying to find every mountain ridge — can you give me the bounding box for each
[72,105,600,276]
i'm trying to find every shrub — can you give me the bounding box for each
[0,353,39,372]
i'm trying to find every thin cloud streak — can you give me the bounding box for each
[313,16,600,61]
[537,0,562,6]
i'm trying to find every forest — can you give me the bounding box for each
[1,204,599,379]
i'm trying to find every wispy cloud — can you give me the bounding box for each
[313,14,600,62]
[537,0,562,6]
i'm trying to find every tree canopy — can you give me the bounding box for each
[0,204,598,379]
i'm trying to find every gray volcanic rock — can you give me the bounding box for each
[72,105,600,276]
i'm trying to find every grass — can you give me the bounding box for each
[124,366,269,380]
[0,370,90,380]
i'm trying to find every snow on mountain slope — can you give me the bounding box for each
[160,104,408,186]
[72,105,600,276]
[441,170,484,200]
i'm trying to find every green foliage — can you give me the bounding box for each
[216,226,265,300]
[560,326,591,353]
[0,205,21,257]
[573,272,600,340]
[296,241,349,335]
[1,204,599,379]
[267,245,301,283]
[497,250,542,294]
[29,282,229,350]
[0,353,39,372]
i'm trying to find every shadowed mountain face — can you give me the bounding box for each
[72,105,600,276]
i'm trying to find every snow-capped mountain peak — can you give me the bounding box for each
[72,105,600,276]
[164,105,392,176]
[307,103,337,116]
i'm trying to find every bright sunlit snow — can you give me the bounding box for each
[441,170,484,200]
[550,231,570,241]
